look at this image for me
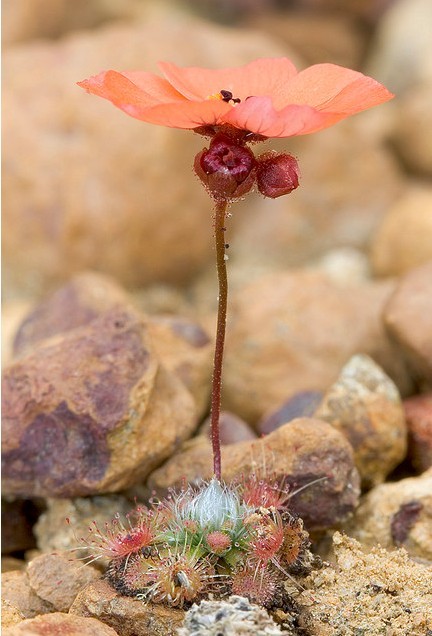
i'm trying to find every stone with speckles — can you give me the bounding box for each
[346,469,432,561]
[314,354,407,487]
[2,612,119,636]
[2,306,196,498]
[70,578,183,636]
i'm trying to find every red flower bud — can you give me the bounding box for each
[256,151,299,198]
[194,133,257,201]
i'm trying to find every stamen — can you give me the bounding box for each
[206,90,241,104]
[220,90,241,104]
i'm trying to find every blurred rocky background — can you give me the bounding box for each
[2,0,432,633]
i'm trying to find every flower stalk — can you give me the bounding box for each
[210,198,229,480]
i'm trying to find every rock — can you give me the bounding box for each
[247,12,365,69]
[200,411,257,445]
[132,283,192,317]
[179,595,287,636]
[2,302,32,368]
[289,0,393,23]
[313,247,371,285]
[366,0,432,94]
[1,499,37,554]
[34,495,132,555]
[371,186,432,276]
[391,86,432,176]
[149,418,360,531]
[12,272,130,358]
[69,578,184,636]
[27,553,100,612]
[147,315,212,419]
[2,307,196,498]
[346,469,432,561]
[384,261,432,387]
[1,0,175,48]
[11,272,213,417]
[2,6,287,298]
[1,571,54,618]
[2,612,119,636]
[404,394,432,472]
[232,118,402,272]
[2,0,69,46]
[314,354,407,487]
[258,391,323,436]
[299,533,432,635]
[2,559,26,573]
[1,599,24,629]
[222,271,411,424]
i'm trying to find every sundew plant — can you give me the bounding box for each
[78,57,393,607]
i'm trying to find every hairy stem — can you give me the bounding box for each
[210,198,229,480]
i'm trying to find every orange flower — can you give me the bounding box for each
[78,57,393,138]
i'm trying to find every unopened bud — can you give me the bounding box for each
[256,151,300,198]
[194,133,257,201]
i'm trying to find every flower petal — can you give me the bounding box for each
[222,97,337,137]
[158,58,298,102]
[78,70,185,108]
[277,63,394,112]
[122,99,232,129]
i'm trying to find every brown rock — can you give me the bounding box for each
[70,578,183,636]
[34,495,132,556]
[12,272,212,417]
[384,261,432,387]
[299,533,432,635]
[12,272,130,358]
[371,185,432,277]
[2,612,119,636]
[404,394,432,472]
[1,570,54,619]
[2,7,286,298]
[346,469,432,561]
[149,418,360,531]
[314,354,407,487]
[222,271,411,424]
[27,553,100,612]
[2,307,196,498]
[391,86,432,176]
[200,411,257,445]
[1,599,24,629]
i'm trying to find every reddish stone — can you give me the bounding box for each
[201,411,257,445]
[404,394,432,472]
[384,262,432,386]
[2,307,196,498]
[257,391,323,436]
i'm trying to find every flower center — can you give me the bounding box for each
[207,89,241,104]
